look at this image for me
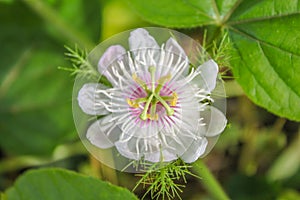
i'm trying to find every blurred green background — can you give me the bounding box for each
[0,0,300,199]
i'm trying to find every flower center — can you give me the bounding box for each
[127,66,178,121]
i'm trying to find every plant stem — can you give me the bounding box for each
[192,159,230,200]
[0,47,32,99]
[22,0,95,50]
[0,141,86,174]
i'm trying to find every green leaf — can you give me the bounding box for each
[0,0,14,4]
[0,1,75,155]
[126,0,215,27]
[225,174,280,200]
[127,0,300,121]
[126,0,241,27]
[5,168,138,200]
[42,0,101,45]
[21,0,100,49]
[184,0,239,21]
[228,1,300,121]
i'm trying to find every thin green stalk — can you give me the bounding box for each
[192,160,230,200]
[0,47,32,99]
[0,142,86,174]
[22,0,94,49]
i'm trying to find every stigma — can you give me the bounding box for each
[127,66,178,121]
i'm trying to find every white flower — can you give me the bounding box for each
[77,28,227,164]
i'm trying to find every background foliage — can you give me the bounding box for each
[0,0,299,199]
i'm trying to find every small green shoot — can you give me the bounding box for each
[58,45,98,79]
[133,159,201,200]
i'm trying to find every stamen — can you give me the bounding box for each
[140,94,154,120]
[160,92,178,106]
[130,66,176,121]
[132,73,149,92]
[147,113,158,120]
[158,74,171,86]
[155,73,171,94]
[135,97,148,103]
[126,98,139,108]
[161,96,174,101]
[149,100,158,120]
[153,93,174,116]
[170,92,178,106]
[148,66,156,92]
[127,97,148,108]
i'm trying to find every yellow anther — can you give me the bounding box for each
[132,73,144,85]
[130,70,176,120]
[170,92,178,106]
[127,98,139,108]
[132,73,137,80]
[155,74,172,94]
[147,113,159,121]
[126,98,134,107]
[132,73,149,92]
[158,74,171,84]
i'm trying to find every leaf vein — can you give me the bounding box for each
[222,0,244,22]
[228,12,300,25]
[229,26,300,57]
[257,42,300,98]
[231,37,281,108]
[211,0,221,21]
[182,0,216,20]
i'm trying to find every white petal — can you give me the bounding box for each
[115,124,158,161]
[115,140,141,160]
[77,83,110,115]
[165,38,186,57]
[157,125,197,158]
[115,124,179,162]
[86,115,121,149]
[201,106,227,137]
[180,137,208,163]
[98,45,126,74]
[159,37,189,79]
[129,28,159,52]
[201,136,219,157]
[97,45,127,87]
[171,83,202,132]
[192,59,219,92]
[144,149,177,163]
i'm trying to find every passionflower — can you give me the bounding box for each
[74,28,227,171]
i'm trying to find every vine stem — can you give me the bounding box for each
[192,159,230,200]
